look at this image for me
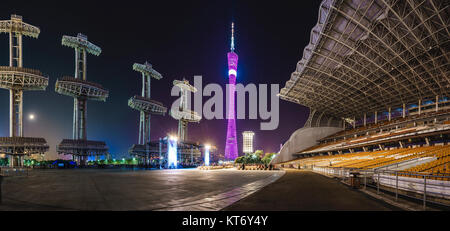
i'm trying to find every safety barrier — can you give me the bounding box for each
[312,166,450,209]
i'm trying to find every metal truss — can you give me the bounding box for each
[0,15,40,38]
[0,66,48,90]
[170,79,201,141]
[173,79,197,93]
[55,77,108,101]
[170,108,202,122]
[280,0,450,119]
[0,15,49,165]
[56,33,109,165]
[128,95,167,115]
[128,62,166,149]
[133,62,162,80]
[56,139,108,156]
[128,144,150,157]
[0,137,49,155]
[128,144,162,157]
[62,33,101,56]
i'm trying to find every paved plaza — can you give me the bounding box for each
[0,168,284,211]
[224,170,399,211]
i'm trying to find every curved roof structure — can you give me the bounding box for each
[279,0,449,118]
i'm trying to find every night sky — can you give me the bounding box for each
[0,0,320,159]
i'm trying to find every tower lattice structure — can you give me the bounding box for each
[0,15,49,167]
[128,61,167,165]
[225,22,238,160]
[55,33,109,166]
[170,79,201,142]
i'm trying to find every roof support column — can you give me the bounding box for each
[388,107,391,121]
[363,113,366,127]
[375,111,378,124]
[418,99,421,115]
[403,104,406,118]
[436,95,439,112]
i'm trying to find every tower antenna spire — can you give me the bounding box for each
[231,22,235,51]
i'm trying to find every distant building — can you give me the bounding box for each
[242,131,255,154]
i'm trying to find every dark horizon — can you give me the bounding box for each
[0,0,320,159]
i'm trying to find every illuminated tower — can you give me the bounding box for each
[242,131,255,154]
[225,22,238,160]
[55,33,109,166]
[0,15,49,167]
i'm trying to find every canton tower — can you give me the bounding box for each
[225,22,238,160]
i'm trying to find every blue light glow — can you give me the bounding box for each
[168,137,178,168]
[439,97,448,102]
[204,145,210,166]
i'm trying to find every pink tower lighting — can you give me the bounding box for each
[225,22,238,160]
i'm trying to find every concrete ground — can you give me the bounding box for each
[223,169,401,211]
[0,168,284,211]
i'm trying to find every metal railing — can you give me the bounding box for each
[312,166,450,209]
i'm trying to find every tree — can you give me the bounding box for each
[234,153,263,164]
[262,153,277,165]
[254,150,264,158]
[234,156,244,164]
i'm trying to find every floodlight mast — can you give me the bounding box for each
[0,14,43,137]
[170,79,201,142]
[128,61,167,165]
[61,33,103,140]
[55,33,109,165]
[0,15,49,167]
[133,61,164,144]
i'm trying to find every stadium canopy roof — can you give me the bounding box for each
[279,0,449,118]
